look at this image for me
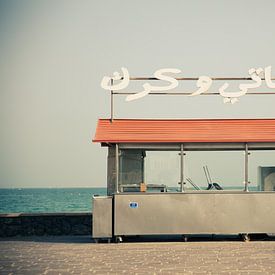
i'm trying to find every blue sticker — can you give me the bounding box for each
[129,202,138,209]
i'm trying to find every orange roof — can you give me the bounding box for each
[93,119,275,143]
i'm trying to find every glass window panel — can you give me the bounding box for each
[184,151,244,191]
[119,149,144,192]
[248,150,275,191]
[144,151,180,192]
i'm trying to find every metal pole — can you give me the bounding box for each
[206,166,213,184]
[115,144,119,193]
[113,91,275,96]
[180,144,185,192]
[244,143,249,192]
[125,77,275,81]
[110,79,114,122]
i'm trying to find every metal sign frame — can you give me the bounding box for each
[109,76,275,121]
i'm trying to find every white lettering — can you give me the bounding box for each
[101,67,130,91]
[101,66,275,104]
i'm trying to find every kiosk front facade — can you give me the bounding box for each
[92,119,275,241]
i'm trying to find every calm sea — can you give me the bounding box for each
[0,188,106,213]
[0,186,259,214]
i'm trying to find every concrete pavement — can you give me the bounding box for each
[1,236,275,274]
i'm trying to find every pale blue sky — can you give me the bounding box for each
[1,0,275,188]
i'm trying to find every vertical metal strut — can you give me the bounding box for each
[115,144,119,193]
[244,143,249,192]
[180,144,185,192]
[110,79,114,122]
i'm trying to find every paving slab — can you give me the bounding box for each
[1,236,275,274]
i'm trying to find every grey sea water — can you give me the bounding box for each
[0,188,106,213]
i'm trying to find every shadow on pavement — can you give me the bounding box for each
[1,234,275,243]
[123,233,275,243]
[0,235,94,243]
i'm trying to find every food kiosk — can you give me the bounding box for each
[92,118,275,242]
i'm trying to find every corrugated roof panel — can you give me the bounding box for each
[93,119,275,143]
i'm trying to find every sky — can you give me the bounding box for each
[0,0,275,188]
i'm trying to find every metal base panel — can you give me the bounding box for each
[114,192,275,236]
[92,196,112,238]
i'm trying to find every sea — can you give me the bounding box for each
[0,186,259,214]
[0,188,106,214]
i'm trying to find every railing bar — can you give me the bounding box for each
[125,77,275,81]
[113,92,275,95]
